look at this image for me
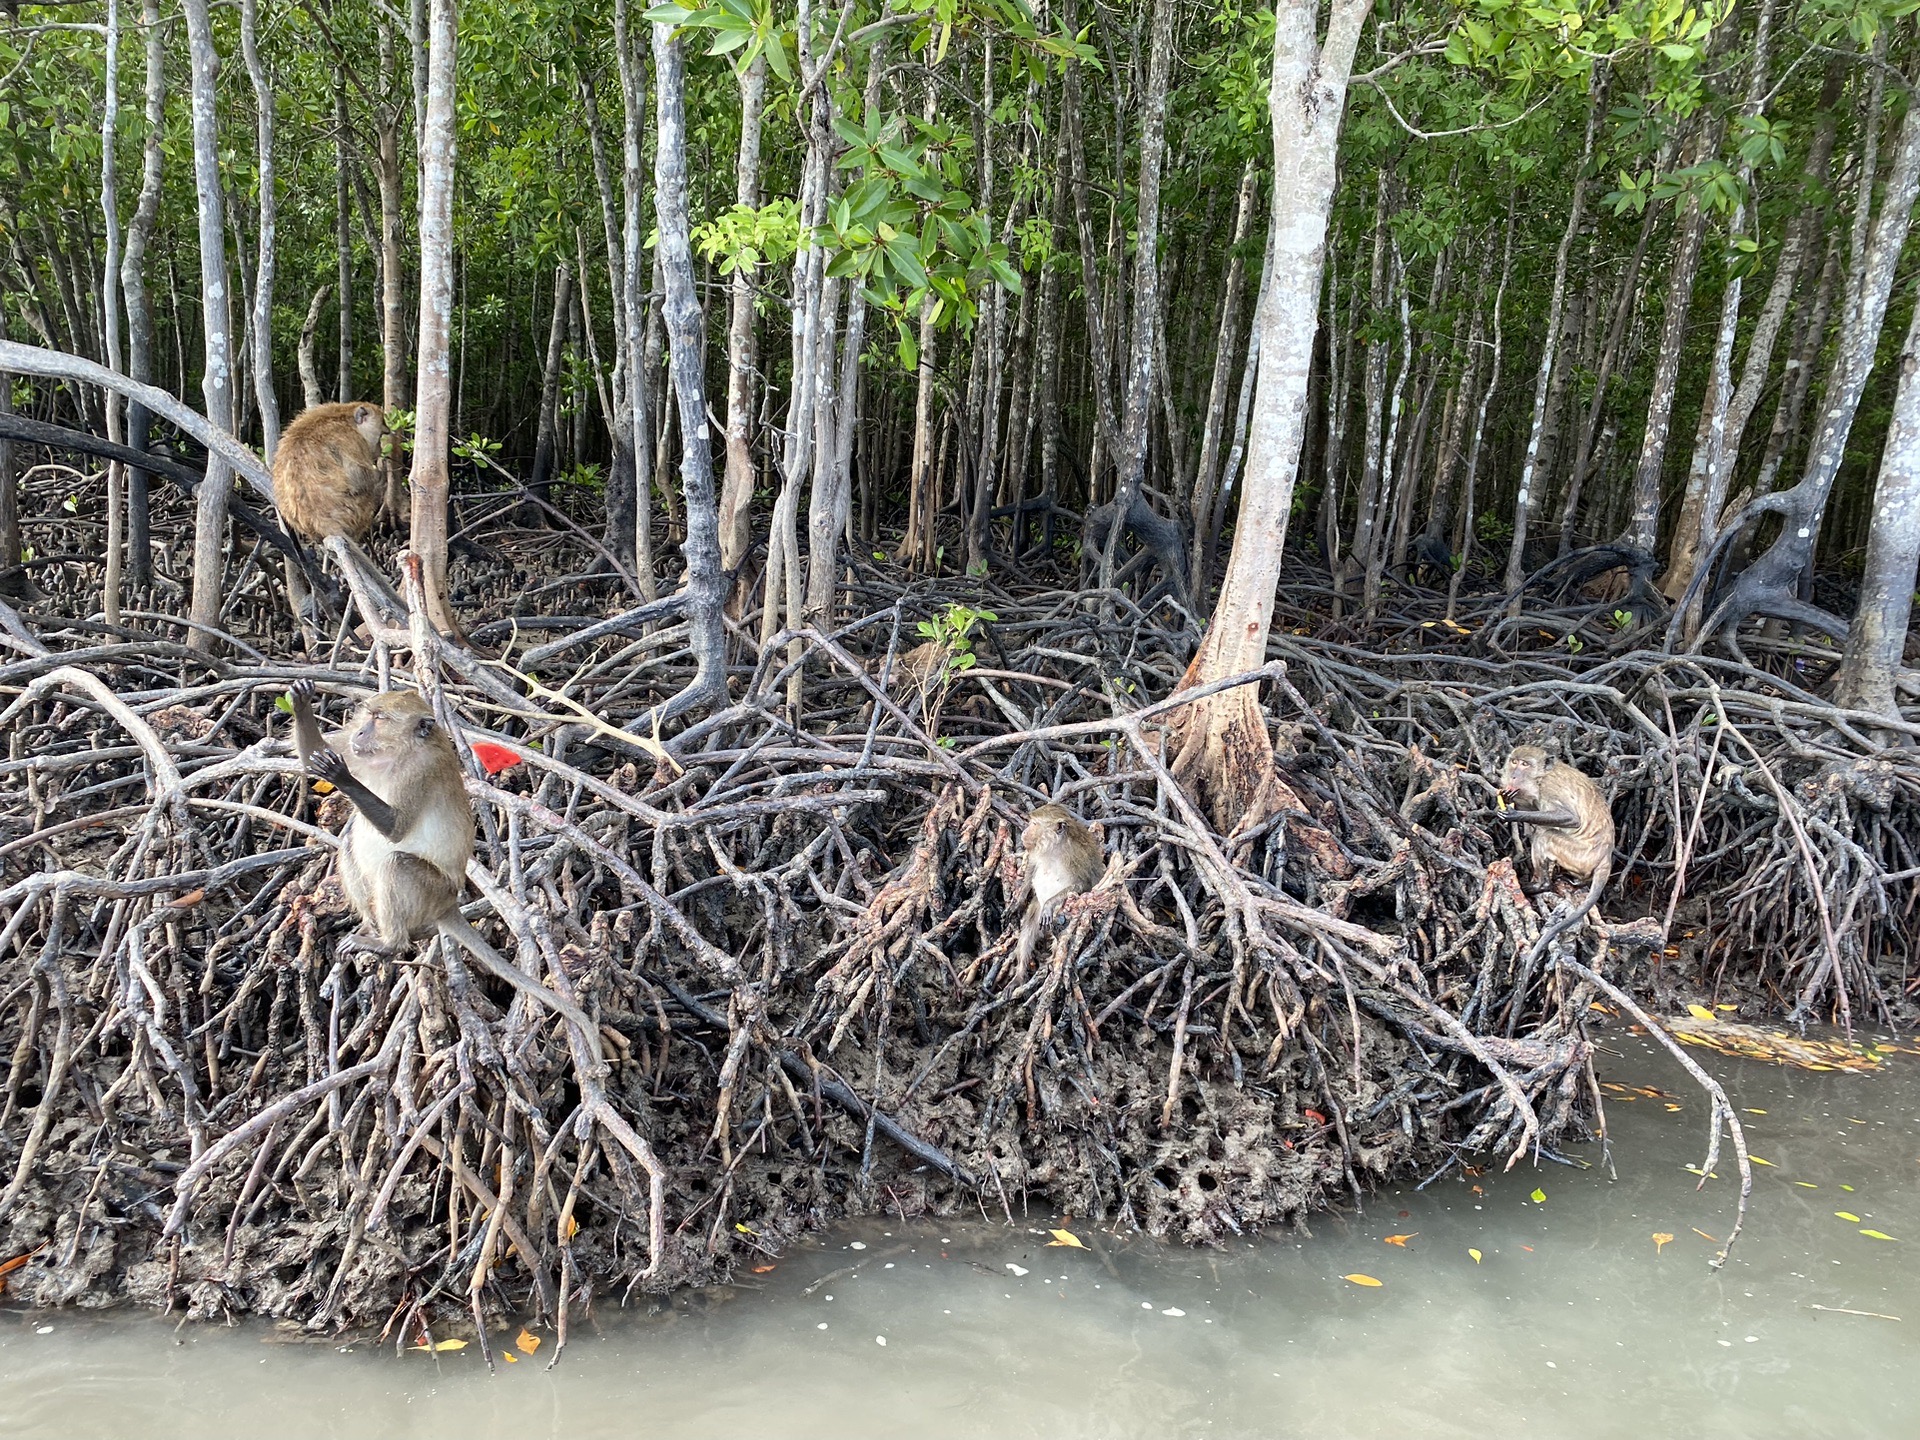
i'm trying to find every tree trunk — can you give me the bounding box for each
[409,0,459,638]
[335,67,353,400]
[718,49,767,579]
[240,0,279,461]
[183,0,236,654]
[376,22,408,519]
[100,0,125,624]
[297,284,330,409]
[1171,0,1370,823]
[614,0,656,596]
[0,375,16,596]
[529,263,571,511]
[1343,171,1391,599]
[1834,288,1920,718]
[642,19,727,724]
[120,0,165,595]
[1189,160,1260,587]
[1504,70,1604,599]
[1620,119,1719,553]
[1450,203,1515,619]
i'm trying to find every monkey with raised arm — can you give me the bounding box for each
[1494,745,1615,960]
[1015,803,1103,973]
[288,680,603,1065]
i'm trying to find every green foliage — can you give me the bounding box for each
[916,602,997,672]
[694,198,803,274]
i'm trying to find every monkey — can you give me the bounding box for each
[1494,745,1615,963]
[270,403,402,633]
[288,679,605,1065]
[1015,803,1104,973]
[274,403,388,545]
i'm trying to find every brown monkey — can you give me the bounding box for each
[1495,745,1615,958]
[273,402,388,545]
[1016,803,1104,972]
[289,680,604,1065]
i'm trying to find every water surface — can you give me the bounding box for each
[4,1029,1916,1438]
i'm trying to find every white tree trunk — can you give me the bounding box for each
[183,0,236,653]
[409,0,459,636]
[1173,0,1370,817]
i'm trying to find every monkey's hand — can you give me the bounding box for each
[289,676,319,712]
[306,744,350,787]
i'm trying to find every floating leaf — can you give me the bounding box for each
[471,741,522,776]
[502,1353,517,1363]
[1530,1188,1547,1204]
[411,1338,468,1352]
[1685,1004,1718,1023]
[515,1328,541,1355]
[751,1264,777,1274]
[1749,1156,1774,1166]
[1382,1234,1417,1248]
[1744,1108,1767,1115]
[1652,1232,1673,1254]
[1859,1230,1898,1242]
[1045,1229,1087,1249]
[1840,1184,1856,1192]
[1467,1249,1482,1264]
[1342,1274,1383,1287]
[1794,1182,1818,1189]
[1836,1212,1862,1224]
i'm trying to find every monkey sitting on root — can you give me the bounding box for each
[288,679,604,1065]
[1015,802,1105,974]
[272,403,405,632]
[1493,744,1616,961]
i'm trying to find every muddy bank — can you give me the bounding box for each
[1,575,1914,1337]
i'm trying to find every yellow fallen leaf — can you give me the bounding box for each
[1794,1182,1818,1189]
[1382,1233,1417,1247]
[1652,1232,1673,1253]
[1836,1211,1862,1223]
[503,1353,518,1363]
[1045,1229,1087,1249]
[411,1338,468,1352]
[1840,1184,1856,1192]
[1342,1274,1383,1287]
[1860,1230,1897,1242]
[1468,1249,1482,1264]
[516,1327,541,1355]
[1716,1004,1738,1011]
[1530,1188,1547,1204]
[1744,1108,1767,1115]
[1685,1004,1718,1023]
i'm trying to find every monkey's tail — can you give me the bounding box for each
[1518,863,1609,974]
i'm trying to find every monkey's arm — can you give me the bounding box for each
[288,679,329,766]
[1499,805,1580,830]
[305,748,403,839]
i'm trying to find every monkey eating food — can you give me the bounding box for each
[1494,744,1615,960]
[1016,803,1104,973]
[288,679,604,1065]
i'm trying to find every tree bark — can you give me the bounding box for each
[718,49,767,579]
[1834,287,1920,718]
[335,66,353,400]
[120,0,166,595]
[1504,70,1604,599]
[409,0,459,638]
[614,0,656,596]
[1171,0,1370,822]
[376,22,408,518]
[1621,119,1719,553]
[1189,160,1261,588]
[529,263,572,511]
[100,0,125,624]
[639,19,727,726]
[183,0,237,653]
[240,0,279,461]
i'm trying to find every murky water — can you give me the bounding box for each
[5,1030,1918,1438]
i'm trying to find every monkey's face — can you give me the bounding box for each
[1497,746,1549,803]
[1021,804,1073,856]
[345,694,439,760]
